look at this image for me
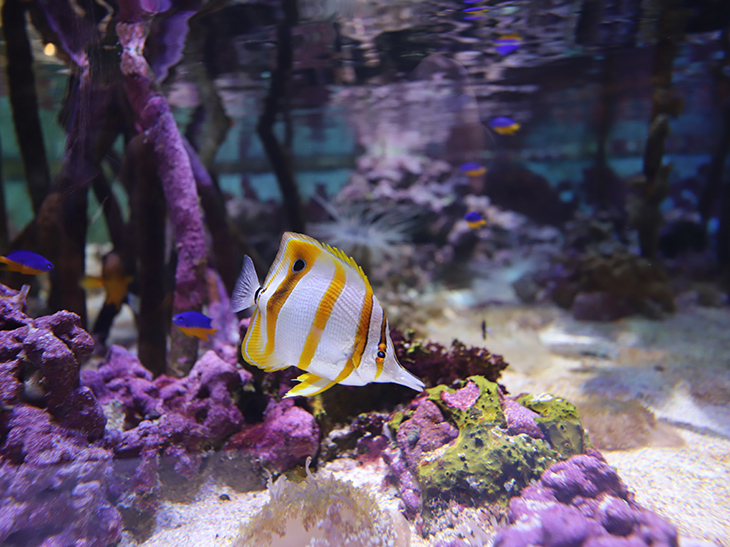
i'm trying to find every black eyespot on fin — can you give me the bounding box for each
[292,258,306,272]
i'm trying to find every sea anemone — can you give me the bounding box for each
[308,195,416,275]
[234,459,410,547]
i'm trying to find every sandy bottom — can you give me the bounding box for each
[131,298,729,547]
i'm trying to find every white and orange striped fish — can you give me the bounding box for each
[231,232,425,398]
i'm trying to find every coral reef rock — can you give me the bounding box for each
[386,376,591,516]
[494,450,679,547]
[82,345,255,502]
[225,397,320,473]
[0,285,122,547]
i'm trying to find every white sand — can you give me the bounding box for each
[604,429,730,544]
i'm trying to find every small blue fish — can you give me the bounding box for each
[460,162,486,177]
[464,211,486,229]
[495,34,523,55]
[463,6,488,19]
[0,250,53,275]
[490,116,521,135]
[172,311,218,342]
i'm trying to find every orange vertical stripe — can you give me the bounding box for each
[297,261,346,370]
[263,244,320,358]
[350,287,374,370]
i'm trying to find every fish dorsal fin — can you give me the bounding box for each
[231,255,260,312]
[317,239,373,290]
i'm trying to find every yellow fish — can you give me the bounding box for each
[231,232,425,398]
[81,252,133,310]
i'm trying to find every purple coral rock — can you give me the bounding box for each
[501,396,545,439]
[385,397,461,516]
[172,350,246,441]
[396,399,459,470]
[83,346,252,497]
[82,345,161,423]
[541,504,592,545]
[226,398,319,473]
[109,350,247,462]
[494,452,678,547]
[0,406,122,547]
[382,445,422,516]
[356,433,389,462]
[12,310,106,439]
[441,380,480,410]
[33,310,95,359]
[0,298,30,331]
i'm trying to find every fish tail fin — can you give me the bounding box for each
[284,372,335,398]
[231,255,259,312]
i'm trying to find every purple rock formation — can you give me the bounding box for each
[501,395,545,440]
[82,345,162,423]
[0,288,122,547]
[83,346,251,482]
[117,4,208,375]
[0,291,104,439]
[440,379,480,410]
[383,397,459,516]
[382,445,423,516]
[225,397,320,473]
[0,283,321,545]
[396,399,459,470]
[494,450,678,547]
[27,311,104,438]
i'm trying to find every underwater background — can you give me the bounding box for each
[1,0,729,546]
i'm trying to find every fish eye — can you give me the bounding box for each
[292,258,306,273]
[376,350,386,359]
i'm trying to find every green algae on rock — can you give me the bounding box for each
[516,392,592,459]
[419,423,558,505]
[421,377,555,505]
[390,376,593,508]
[234,464,409,547]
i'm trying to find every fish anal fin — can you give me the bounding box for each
[283,372,335,398]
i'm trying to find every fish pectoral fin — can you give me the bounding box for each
[231,255,259,312]
[283,372,336,398]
